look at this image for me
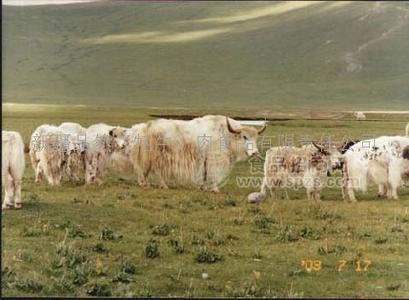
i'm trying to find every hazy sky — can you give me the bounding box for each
[3,0,100,5]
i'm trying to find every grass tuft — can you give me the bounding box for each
[92,242,109,253]
[275,225,300,243]
[145,240,160,259]
[13,277,44,293]
[121,261,137,275]
[86,280,112,297]
[195,246,223,264]
[152,224,172,236]
[99,227,122,241]
[168,239,185,254]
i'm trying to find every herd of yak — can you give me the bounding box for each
[2,116,409,209]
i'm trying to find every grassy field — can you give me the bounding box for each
[3,1,409,110]
[2,104,409,297]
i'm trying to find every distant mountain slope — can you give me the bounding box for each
[2,1,409,110]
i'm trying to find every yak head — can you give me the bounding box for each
[109,127,127,150]
[312,141,344,171]
[226,117,266,160]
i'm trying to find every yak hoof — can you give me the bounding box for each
[139,182,151,188]
[159,184,168,190]
[2,203,14,209]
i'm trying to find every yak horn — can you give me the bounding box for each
[226,117,241,134]
[258,123,267,134]
[312,141,325,151]
[312,141,329,155]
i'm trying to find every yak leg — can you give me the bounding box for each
[342,162,357,202]
[283,189,290,200]
[341,167,348,200]
[260,176,268,196]
[8,163,22,208]
[13,178,22,208]
[2,174,15,209]
[377,184,388,197]
[262,176,280,200]
[347,185,357,202]
[341,184,347,201]
[35,162,44,183]
[272,189,278,200]
[307,189,312,201]
[313,190,321,202]
[42,161,55,185]
[158,177,169,189]
[388,162,401,200]
[345,176,357,202]
[139,162,152,188]
[134,164,150,187]
[210,186,220,193]
[388,178,400,200]
[389,186,399,200]
[138,176,150,188]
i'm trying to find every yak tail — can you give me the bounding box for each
[24,143,30,154]
[403,146,409,160]
[346,160,368,192]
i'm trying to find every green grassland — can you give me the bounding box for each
[3,1,409,110]
[2,104,409,297]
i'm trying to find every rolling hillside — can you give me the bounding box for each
[2,1,409,110]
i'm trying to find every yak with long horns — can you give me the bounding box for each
[124,115,266,192]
